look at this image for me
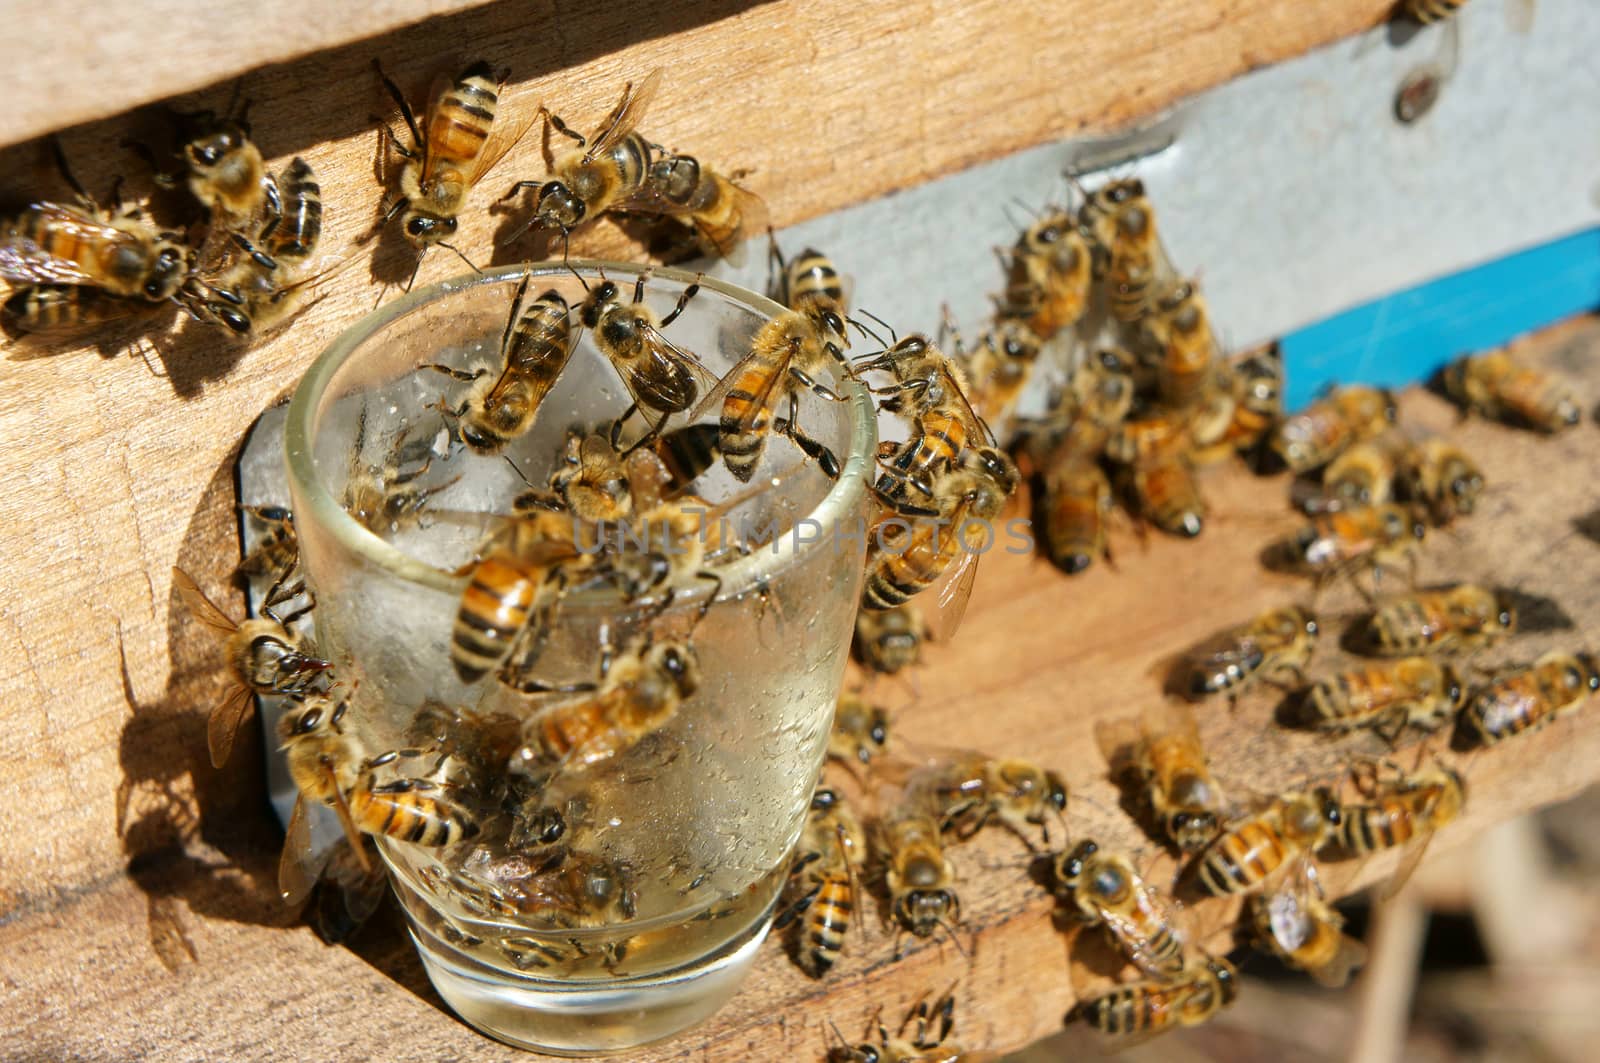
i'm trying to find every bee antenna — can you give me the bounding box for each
[402,247,426,294]
[853,307,897,345]
[437,241,482,276]
[939,918,970,957]
[504,455,538,489]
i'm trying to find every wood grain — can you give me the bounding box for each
[3,324,1599,1059]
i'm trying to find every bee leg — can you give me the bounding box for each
[119,138,180,189]
[541,108,588,149]
[424,363,486,384]
[787,366,846,402]
[506,676,598,695]
[371,60,425,152]
[765,227,786,302]
[1372,707,1410,749]
[773,881,821,931]
[657,275,702,329]
[609,404,640,450]
[230,233,280,274]
[48,136,94,208]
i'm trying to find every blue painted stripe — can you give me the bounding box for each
[1280,227,1600,409]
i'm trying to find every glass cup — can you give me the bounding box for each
[282,261,875,1053]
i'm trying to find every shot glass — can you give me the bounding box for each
[281,261,875,1053]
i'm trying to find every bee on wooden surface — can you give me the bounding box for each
[1223,341,1284,452]
[1295,434,1407,516]
[996,208,1092,340]
[579,269,720,446]
[1459,650,1600,747]
[853,604,927,675]
[1277,502,1429,589]
[1055,840,1188,978]
[1182,604,1319,704]
[1,284,164,336]
[511,636,699,775]
[1145,279,1219,410]
[1042,455,1113,574]
[278,691,479,906]
[1192,788,1342,897]
[642,151,767,259]
[828,694,890,769]
[1,200,191,307]
[860,333,992,504]
[908,753,1068,849]
[1079,178,1167,323]
[1249,860,1366,988]
[879,803,962,948]
[260,156,324,267]
[373,59,528,282]
[1127,448,1206,538]
[1271,385,1397,473]
[170,101,278,232]
[1071,957,1239,1043]
[776,787,867,977]
[426,276,576,453]
[171,566,330,769]
[1399,438,1485,526]
[499,71,661,245]
[1363,582,1516,656]
[1330,760,1465,898]
[826,987,975,1063]
[1301,657,1464,743]
[953,319,1045,426]
[1096,702,1226,854]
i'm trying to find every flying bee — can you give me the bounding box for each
[1295,434,1407,516]
[1042,455,1113,574]
[642,151,768,259]
[1271,385,1398,473]
[579,269,720,445]
[1224,341,1284,452]
[373,59,529,283]
[861,445,1019,638]
[428,276,576,453]
[1364,582,1516,656]
[1192,787,1342,897]
[828,694,890,768]
[278,691,479,906]
[1127,448,1207,538]
[1145,279,1219,410]
[1055,840,1189,977]
[511,636,699,775]
[1182,604,1319,703]
[499,70,661,244]
[1079,178,1167,323]
[1331,760,1465,898]
[952,319,1045,426]
[776,788,868,977]
[171,565,330,769]
[826,988,975,1063]
[1399,438,1485,526]
[1072,957,1239,1043]
[907,753,1068,850]
[853,604,926,675]
[1249,860,1366,988]
[1278,502,1430,590]
[879,803,962,950]
[996,208,1092,340]
[1302,657,1464,743]
[1459,650,1600,747]
[862,334,994,505]
[1096,701,1226,854]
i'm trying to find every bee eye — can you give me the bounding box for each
[294,707,323,734]
[869,724,887,744]
[1038,225,1061,243]
[1565,667,1583,690]
[405,217,430,237]
[1171,812,1191,828]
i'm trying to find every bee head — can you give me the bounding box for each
[652,642,699,698]
[186,124,245,170]
[1210,959,1239,1004]
[1055,839,1098,886]
[145,244,189,302]
[579,281,618,328]
[403,211,457,245]
[1044,772,1069,814]
[536,181,584,229]
[460,418,509,454]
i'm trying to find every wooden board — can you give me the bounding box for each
[4,322,1599,1059]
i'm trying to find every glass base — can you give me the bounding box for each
[407,906,775,1055]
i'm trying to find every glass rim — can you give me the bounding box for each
[283,258,877,606]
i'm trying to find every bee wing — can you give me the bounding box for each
[0,203,130,286]
[926,543,980,643]
[687,335,791,425]
[469,104,538,188]
[312,838,387,944]
[585,68,663,162]
[620,323,722,412]
[1378,827,1437,901]
[171,566,240,635]
[278,797,330,908]
[206,682,255,769]
[942,363,997,447]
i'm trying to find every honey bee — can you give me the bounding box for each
[374,60,528,280]
[861,446,1019,636]
[1080,178,1167,323]
[1271,385,1398,473]
[1,284,162,336]
[453,850,637,958]
[953,319,1045,426]
[341,416,458,537]
[1459,651,1600,747]
[1182,604,1319,703]
[879,803,961,947]
[1055,840,1188,977]
[1363,582,1516,656]
[1399,438,1485,526]
[1128,449,1207,538]
[1072,957,1239,1043]
[1192,788,1342,897]
[511,636,699,774]
[235,504,299,582]
[908,753,1068,849]
[500,71,661,244]
[829,694,890,768]
[428,276,576,453]
[1025,348,1137,465]
[261,156,324,267]
[1279,503,1429,588]
[516,423,722,522]
[1145,279,1219,410]
[826,988,976,1063]
[643,151,767,259]
[1103,407,1191,467]
[853,604,927,675]
[278,691,479,906]
[579,269,719,445]
[1302,657,1464,743]
[0,200,191,305]
[307,836,387,945]
[863,334,994,504]
[777,787,868,977]
[1223,341,1284,452]
[1096,702,1226,854]
[1296,434,1406,515]
[171,566,330,768]
[996,209,1092,339]
[1042,455,1113,574]
[769,238,849,316]
[171,102,278,230]
[1249,860,1366,988]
